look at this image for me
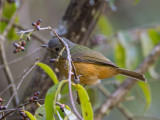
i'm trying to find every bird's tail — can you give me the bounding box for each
[117,68,146,82]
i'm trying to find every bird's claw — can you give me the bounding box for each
[74,75,82,84]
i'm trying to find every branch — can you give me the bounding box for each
[0,41,19,106]
[0,47,41,96]
[1,17,47,44]
[18,26,83,119]
[49,28,83,120]
[97,84,134,120]
[94,42,160,120]
[5,59,39,108]
[0,47,42,70]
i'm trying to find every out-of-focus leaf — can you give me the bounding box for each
[140,31,159,79]
[115,42,125,68]
[138,81,151,112]
[45,80,67,120]
[1,1,18,40]
[86,87,100,110]
[133,0,140,5]
[25,111,37,120]
[140,31,153,57]
[73,84,93,120]
[148,29,160,45]
[35,104,46,120]
[114,42,126,80]
[117,32,138,69]
[147,29,160,79]
[98,15,114,36]
[37,62,58,84]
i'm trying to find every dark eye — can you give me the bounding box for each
[55,47,59,51]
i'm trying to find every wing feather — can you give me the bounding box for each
[70,45,118,68]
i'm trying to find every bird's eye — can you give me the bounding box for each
[55,47,59,51]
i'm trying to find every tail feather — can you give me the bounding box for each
[117,68,146,82]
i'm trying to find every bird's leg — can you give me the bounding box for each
[74,75,82,84]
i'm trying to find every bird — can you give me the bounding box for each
[42,37,146,85]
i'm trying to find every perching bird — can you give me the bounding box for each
[42,37,146,85]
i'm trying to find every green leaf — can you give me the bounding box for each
[73,84,93,120]
[133,0,140,5]
[35,104,46,120]
[140,31,159,79]
[114,42,126,80]
[98,15,114,36]
[25,111,37,120]
[140,31,153,57]
[117,32,139,69]
[138,81,151,112]
[148,29,160,45]
[56,104,76,120]
[37,62,58,84]
[114,42,126,68]
[45,80,68,120]
[55,106,64,120]
[0,1,18,40]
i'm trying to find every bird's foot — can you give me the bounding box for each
[74,75,82,84]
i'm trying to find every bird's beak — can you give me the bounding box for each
[41,44,48,48]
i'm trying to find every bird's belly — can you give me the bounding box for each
[56,61,118,85]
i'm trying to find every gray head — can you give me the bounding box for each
[42,37,75,58]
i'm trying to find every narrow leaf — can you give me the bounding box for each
[140,31,153,57]
[148,29,160,45]
[114,42,125,68]
[1,1,18,40]
[138,81,151,112]
[117,32,138,69]
[45,80,67,120]
[37,62,58,84]
[73,84,93,120]
[98,15,114,36]
[25,111,37,120]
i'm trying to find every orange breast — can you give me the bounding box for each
[55,60,118,85]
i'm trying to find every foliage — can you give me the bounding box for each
[97,15,159,113]
[0,1,18,40]
[33,63,93,120]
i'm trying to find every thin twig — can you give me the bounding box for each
[5,59,39,108]
[1,17,47,44]
[49,27,83,120]
[0,0,26,108]
[0,99,44,120]
[94,41,160,120]
[97,84,134,120]
[16,26,83,119]
[0,48,41,97]
[0,47,42,70]
[0,41,19,106]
